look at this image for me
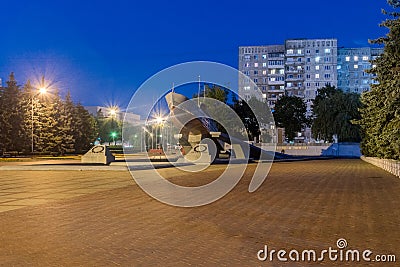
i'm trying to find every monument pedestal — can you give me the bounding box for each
[81,145,115,165]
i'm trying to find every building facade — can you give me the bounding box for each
[238,39,382,142]
[239,38,338,115]
[238,45,285,108]
[337,47,383,94]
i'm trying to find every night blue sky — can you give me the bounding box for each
[0,0,392,108]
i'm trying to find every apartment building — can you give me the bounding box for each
[337,47,383,93]
[239,38,338,116]
[238,45,285,108]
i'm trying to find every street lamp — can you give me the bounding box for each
[108,106,119,146]
[31,82,48,154]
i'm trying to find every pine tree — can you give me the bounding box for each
[0,72,24,152]
[358,0,400,159]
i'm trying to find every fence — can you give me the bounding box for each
[361,156,400,178]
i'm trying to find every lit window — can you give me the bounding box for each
[287,49,293,54]
[262,70,267,75]
[262,54,267,59]
[297,66,302,70]
[362,56,369,61]
[315,74,320,79]
[262,62,267,67]
[270,77,276,82]
[345,56,350,62]
[315,65,320,70]
[354,56,358,61]
[354,64,358,69]
[270,69,276,74]
[297,49,302,54]
[324,48,331,53]
[245,63,250,67]
[243,86,250,90]
[279,69,285,74]
[337,65,341,70]
[254,63,258,67]
[315,56,320,62]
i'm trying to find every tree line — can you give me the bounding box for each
[0,73,102,155]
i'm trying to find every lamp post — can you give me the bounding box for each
[108,107,119,146]
[31,85,47,154]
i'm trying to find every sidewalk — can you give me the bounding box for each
[0,159,399,266]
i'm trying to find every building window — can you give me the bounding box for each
[254,55,259,60]
[306,66,310,70]
[254,70,258,75]
[316,49,319,54]
[354,64,358,69]
[315,65,320,70]
[315,82,320,87]
[245,63,250,67]
[297,49,302,54]
[325,57,331,62]
[324,73,331,79]
[262,54,267,59]
[345,56,350,62]
[315,56,320,62]
[254,63,258,67]
[287,49,293,54]
[315,74,320,79]
[307,58,311,62]
[244,55,250,60]
[254,78,258,83]
[306,74,311,79]
[324,48,331,53]
[297,58,302,62]
[279,69,285,74]
[262,70,267,75]
[324,65,331,70]
[362,56,369,61]
[306,49,311,54]
[243,86,250,90]
[262,62,267,67]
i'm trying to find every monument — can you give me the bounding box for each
[81,145,115,165]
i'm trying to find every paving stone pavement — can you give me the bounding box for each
[0,159,399,266]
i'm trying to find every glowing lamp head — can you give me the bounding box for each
[39,87,47,94]
[156,117,164,124]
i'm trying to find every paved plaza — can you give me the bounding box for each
[0,159,399,266]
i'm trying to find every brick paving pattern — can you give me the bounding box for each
[0,159,399,266]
